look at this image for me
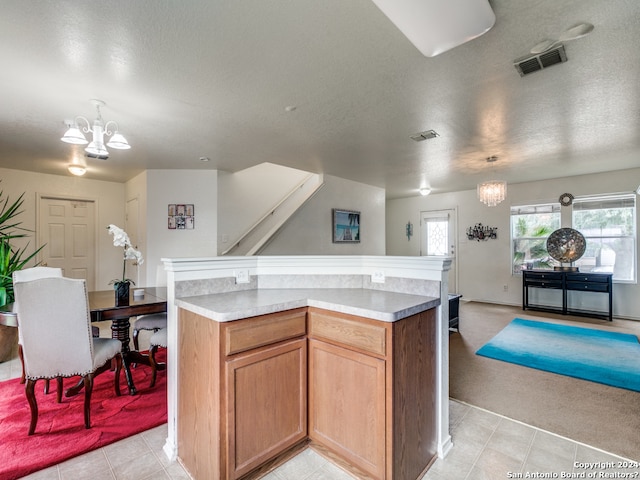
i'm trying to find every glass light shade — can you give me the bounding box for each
[85,141,108,156]
[67,165,87,176]
[419,188,431,196]
[106,133,131,150]
[477,180,507,207]
[61,127,88,145]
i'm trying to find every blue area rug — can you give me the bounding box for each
[476,318,640,392]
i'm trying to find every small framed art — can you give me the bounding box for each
[332,209,360,243]
[168,203,195,230]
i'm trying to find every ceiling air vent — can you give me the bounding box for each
[85,152,109,161]
[514,45,567,77]
[410,129,439,142]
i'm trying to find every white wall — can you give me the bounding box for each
[127,170,218,286]
[0,168,125,288]
[386,167,640,320]
[217,162,311,254]
[261,174,386,255]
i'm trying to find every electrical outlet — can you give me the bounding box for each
[235,269,250,284]
[372,271,385,283]
[503,284,508,292]
[221,234,229,243]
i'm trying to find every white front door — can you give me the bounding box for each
[38,196,96,290]
[421,209,457,293]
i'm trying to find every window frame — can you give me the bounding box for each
[571,193,637,284]
[510,203,561,275]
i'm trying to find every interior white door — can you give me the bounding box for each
[38,197,96,290]
[421,209,457,293]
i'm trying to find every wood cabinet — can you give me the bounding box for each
[177,307,307,480]
[308,307,438,480]
[226,339,307,479]
[309,338,387,478]
[177,305,438,480]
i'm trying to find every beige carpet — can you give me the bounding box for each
[450,301,640,461]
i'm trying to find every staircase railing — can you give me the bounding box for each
[221,173,324,256]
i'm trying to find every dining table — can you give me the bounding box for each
[80,286,168,396]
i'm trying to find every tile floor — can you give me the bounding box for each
[3,331,638,480]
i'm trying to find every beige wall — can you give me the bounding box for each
[127,170,218,286]
[261,174,386,255]
[217,162,311,253]
[0,167,125,288]
[386,167,640,320]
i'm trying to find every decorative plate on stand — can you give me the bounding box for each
[546,228,586,269]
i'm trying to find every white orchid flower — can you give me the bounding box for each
[107,224,131,248]
[125,246,144,265]
[106,224,144,285]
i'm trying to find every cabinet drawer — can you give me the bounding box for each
[223,308,307,356]
[566,282,610,292]
[308,309,387,357]
[524,271,563,281]
[565,273,611,284]
[525,280,563,288]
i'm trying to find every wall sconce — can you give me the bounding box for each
[406,221,413,240]
[467,223,497,241]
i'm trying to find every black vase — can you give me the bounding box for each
[115,282,130,306]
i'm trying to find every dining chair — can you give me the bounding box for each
[13,267,62,388]
[132,312,167,351]
[148,327,167,388]
[13,274,123,435]
[132,267,168,352]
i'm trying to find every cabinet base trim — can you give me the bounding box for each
[237,439,309,480]
[309,442,378,480]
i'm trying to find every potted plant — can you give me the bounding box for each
[107,224,144,306]
[0,188,45,362]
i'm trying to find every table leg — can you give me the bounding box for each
[111,317,137,395]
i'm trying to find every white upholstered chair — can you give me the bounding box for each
[13,273,123,435]
[13,267,62,388]
[132,312,167,351]
[148,327,167,388]
[132,266,168,351]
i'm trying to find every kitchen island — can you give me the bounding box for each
[175,288,440,480]
[161,256,453,480]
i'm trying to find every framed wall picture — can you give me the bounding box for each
[332,209,360,243]
[168,203,195,230]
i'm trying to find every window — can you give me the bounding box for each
[422,211,450,256]
[572,194,636,282]
[511,204,561,274]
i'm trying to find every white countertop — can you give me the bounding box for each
[175,288,440,323]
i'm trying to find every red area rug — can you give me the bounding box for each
[0,351,167,480]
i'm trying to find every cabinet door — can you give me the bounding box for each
[226,338,307,479]
[308,339,386,480]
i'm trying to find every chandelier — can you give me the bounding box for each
[61,99,130,157]
[477,155,506,206]
[477,180,507,207]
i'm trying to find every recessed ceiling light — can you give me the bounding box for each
[285,105,297,112]
[68,165,87,176]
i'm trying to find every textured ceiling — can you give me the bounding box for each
[0,0,639,199]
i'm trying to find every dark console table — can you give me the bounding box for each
[522,270,613,321]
